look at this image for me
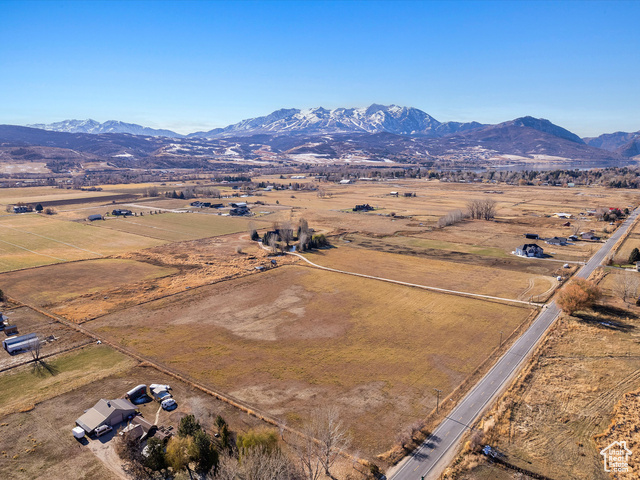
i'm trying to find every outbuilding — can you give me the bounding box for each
[3,333,38,353]
[87,214,103,221]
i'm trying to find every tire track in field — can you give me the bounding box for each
[0,238,67,261]
[0,224,104,257]
[288,251,543,307]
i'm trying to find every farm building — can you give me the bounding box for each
[87,214,103,221]
[76,398,137,434]
[112,209,133,216]
[338,179,352,184]
[353,204,374,212]
[515,244,544,258]
[3,333,38,354]
[4,325,18,336]
[230,205,250,216]
[524,233,539,239]
[546,237,567,246]
[554,212,572,218]
[13,205,31,213]
[581,231,601,241]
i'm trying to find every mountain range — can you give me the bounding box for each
[1,105,637,170]
[27,119,181,138]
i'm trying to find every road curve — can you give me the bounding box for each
[390,206,640,480]
[289,252,542,307]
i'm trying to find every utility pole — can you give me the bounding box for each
[434,388,442,413]
[500,330,503,347]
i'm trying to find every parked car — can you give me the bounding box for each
[161,398,177,411]
[95,424,112,437]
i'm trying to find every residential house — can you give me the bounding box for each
[515,244,544,258]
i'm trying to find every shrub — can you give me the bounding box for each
[629,247,640,264]
[556,278,601,315]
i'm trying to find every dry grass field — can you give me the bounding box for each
[93,212,253,242]
[84,265,534,456]
[446,269,640,480]
[0,214,164,272]
[304,245,556,300]
[0,258,177,307]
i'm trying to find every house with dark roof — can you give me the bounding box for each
[515,244,544,258]
[545,237,567,246]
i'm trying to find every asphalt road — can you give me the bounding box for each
[390,207,640,480]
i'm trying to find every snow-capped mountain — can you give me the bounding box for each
[189,104,485,138]
[27,119,182,138]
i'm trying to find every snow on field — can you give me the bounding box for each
[112,153,133,158]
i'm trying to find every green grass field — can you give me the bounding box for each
[0,346,135,417]
[94,212,252,241]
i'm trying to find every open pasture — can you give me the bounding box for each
[0,214,164,272]
[94,211,253,242]
[85,265,534,455]
[0,258,177,307]
[304,245,556,300]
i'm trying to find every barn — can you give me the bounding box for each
[3,333,38,354]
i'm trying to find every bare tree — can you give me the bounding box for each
[215,451,241,480]
[29,337,41,364]
[480,198,496,220]
[571,220,583,236]
[437,209,465,228]
[297,406,351,479]
[242,447,299,480]
[280,221,294,249]
[294,431,323,480]
[268,234,278,253]
[614,272,639,303]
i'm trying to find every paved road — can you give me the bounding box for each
[390,207,640,480]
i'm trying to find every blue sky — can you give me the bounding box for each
[1,0,638,136]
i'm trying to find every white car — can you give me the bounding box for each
[161,398,177,411]
[95,424,112,437]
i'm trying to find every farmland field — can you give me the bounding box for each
[0,258,178,307]
[303,245,556,300]
[93,212,253,241]
[0,214,164,272]
[85,265,534,455]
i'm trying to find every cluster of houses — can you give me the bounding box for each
[73,384,176,443]
[516,229,603,258]
[353,204,374,212]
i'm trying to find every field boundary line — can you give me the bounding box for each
[288,251,543,308]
